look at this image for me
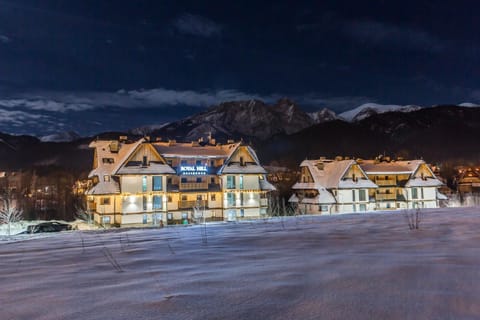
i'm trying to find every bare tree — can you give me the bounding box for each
[0,192,23,237]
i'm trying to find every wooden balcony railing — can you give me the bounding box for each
[178,200,208,209]
[375,179,397,186]
[375,193,397,201]
[179,182,209,190]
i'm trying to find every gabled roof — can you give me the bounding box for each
[218,144,267,174]
[298,159,377,189]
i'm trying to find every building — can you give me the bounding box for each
[359,158,444,210]
[455,167,480,193]
[289,158,377,214]
[86,137,275,226]
[289,156,445,214]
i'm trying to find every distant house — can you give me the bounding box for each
[455,167,480,193]
[289,156,445,214]
[86,137,275,226]
[289,158,377,214]
[359,158,444,210]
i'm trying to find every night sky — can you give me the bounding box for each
[0,0,479,136]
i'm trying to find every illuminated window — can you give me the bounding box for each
[142,176,147,192]
[142,196,147,211]
[153,195,162,209]
[239,176,244,189]
[227,193,235,206]
[211,194,216,201]
[103,175,110,182]
[196,177,202,183]
[152,176,162,191]
[227,176,236,189]
[100,197,110,205]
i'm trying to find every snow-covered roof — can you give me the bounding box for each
[360,160,423,174]
[436,191,448,200]
[86,179,120,195]
[88,139,144,179]
[298,192,336,204]
[292,182,324,190]
[259,179,276,191]
[300,159,376,189]
[288,194,299,203]
[220,164,267,174]
[405,177,443,187]
[153,142,240,158]
[116,163,175,175]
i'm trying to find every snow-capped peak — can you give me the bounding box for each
[458,102,480,107]
[338,103,422,122]
[40,131,81,142]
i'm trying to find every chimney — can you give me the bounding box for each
[119,135,128,142]
[156,137,162,142]
[109,141,119,153]
[168,139,176,146]
[227,139,235,144]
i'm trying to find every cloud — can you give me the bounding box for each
[345,20,444,52]
[0,108,50,126]
[173,13,222,37]
[0,88,373,114]
[0,34,10,43]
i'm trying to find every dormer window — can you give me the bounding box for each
[103,175,110,182]
[142,156,148,167]
[240,156,245,166]
[102,158,114,164]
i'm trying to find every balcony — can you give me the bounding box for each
[178,200,208,209]
[376,193,397,201]
[179,182,209,190]
[375,179,397,186]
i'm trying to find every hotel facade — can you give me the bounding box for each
[86,137,275,226]
[289,156,445,214]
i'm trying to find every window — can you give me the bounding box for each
[142,176,147,192]
[412,188,418,199]
[153,195,162,210]
[100,197,110,205]
[240,156,245,166]
[421,188,424,199]
[196,177,202,183]
[211,177,215,184]
[143,214,148,224]
[352,190,356,202]
[227,176,236,189]
[102,158,114,164]
[260,208,267,215]
[168,196,172,202]
[102,216,111,224]
[240,209,245,217]
[181,160,187,165]
[142,196,147,211]
[211,194,216,201]
[239,176,244,189]
[167,213,173,220]
[181,177,187,183]
[210,160,214,167]
[142,156,148,167]
[152,176,162,191]
[196,160,202,166]
[360,204,366,211]
[240,193,244,206]
[181,195,187,201]
[227,193,235,206]
[182,213,188,219]
[320,205,328,212]
[167,177,172,184]
[103,175,110,182]
[359,189,366,201]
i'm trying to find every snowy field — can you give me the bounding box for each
[1,207,480,320]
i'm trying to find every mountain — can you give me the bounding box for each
[258,105,480,166]
[308,108,338,123]
[40,131,81,142]
[151,98,335,141]
[338,103,422,122]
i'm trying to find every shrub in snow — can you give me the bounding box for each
[405,208,422,230]
[0,192,23,237]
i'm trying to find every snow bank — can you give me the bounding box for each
[1,208,480,319]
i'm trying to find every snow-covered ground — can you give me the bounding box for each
[2,207,480,319]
